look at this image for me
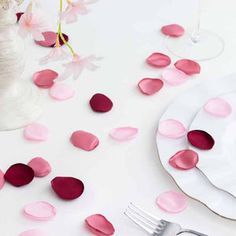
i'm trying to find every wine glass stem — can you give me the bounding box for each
[191,0,201,43]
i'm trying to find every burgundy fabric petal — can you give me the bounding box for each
[169,149,199,170]
[146,52,171,68]
[109,127,138,141]
[85,214,115,236]
[71,130,99,151]
[16,12,24,22]
[161,24,185,37]
[28,157,52,177]
[89,93,113,113]
[138,78,164,95]
[56,33,69,47]
[174,59,201,75]
[4,163,34,187]
[51,176,84,200]
[0,169,5,190]
[19,229,47,236]
[33,69,58,89]
[187,130,215,150]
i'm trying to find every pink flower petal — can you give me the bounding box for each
[71,130,99,151]
[204,97,232,117]
[51,176,84,200]
[49,83,75,101]
[28,157,52,177]
[35,31,57,47]
[146,52,171,68]
[169,149,199,170]
[158,119,186,138]
[89,93,113,113]
[162,68,188,86]
[24,123,49,142]
[109,127,138,141]
[187,130,215,150]
[174,59,201,75]
[19,229,47,236]
[85,214,115,236]
[33,69,58,89]
[161,24,185,37]
[138,78,164,95]
[156,191,188,213]
[0,169,5,190]
[23,201,56,221]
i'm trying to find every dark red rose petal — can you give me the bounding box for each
[56,33,69,47]
[161,24,185,37]
[33,69,58,89]
[16,12,24,22]
[146,52,171,68]
[89,93,113,113]
[187,130,215,150]
[4,163,34,187]
[174,59,201,75]
[51,176,84,200]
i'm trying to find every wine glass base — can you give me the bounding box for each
[165,29,224,61]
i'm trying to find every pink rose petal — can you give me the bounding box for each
[162,68,188,86]
[33,69,58,89]
[71,130,99,151]
[109,127,138,141]
[138,78,164,95]
[28,157,52,177]
[49,83,75,101]
[174,59,201,75]
[35,31,57,47]
[0,169,5,190]
[156,191,188,213]
[161,24,185,37]
[146,52,171,68]
[169,149,199,170]
[23,201,56,221]
[85,214,115,236]
[19,229,47,236]
[158,119,186,138]
[24,123,49,142]
[204,97,232,117]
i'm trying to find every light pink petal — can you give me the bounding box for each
[204,97,232,117]
[49,83,75,101]
[156,191,188,213]
[19,229,47,236]
[169,150,199,170]
[138,78,164,95]
[28,157,51,177]
[158,119,186,138]
[174,59,201,75]
[161,24,185,37]
[33,69,58,88]
[162,68,188,86]
[109,127,138,141]
[146,52,171,68]
[85,214,115,236]
[0,170,5,190]
[24,123,49,142]
[23,201,56,221]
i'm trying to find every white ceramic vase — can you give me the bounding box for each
[0,7,43,130]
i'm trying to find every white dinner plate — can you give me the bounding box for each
[156,73,236,219]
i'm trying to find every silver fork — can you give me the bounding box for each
[124,203,208,236]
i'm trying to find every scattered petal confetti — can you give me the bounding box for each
[33,69,58,89]
[158,119,186,138]
[0,170,5,190]
[16,12,24,22]
[49,83,75,101]
[28,157,52,177]
[109,127,138,141]
[24,123,49,142]
[162,68,188,86]
[156,191,188,213]
[71,130,99,151]
[4,163,34,187]
[51,176,84,200]
[19,229,47,236]
[89,93,113,113]
[161,24,185,37]
[138,78,164,95]
[85,214,115,236]
[187,130,215,150]
[174,59,200,75]
[146,52,171,68]
[169,149,199,170]
[204,97,232,117]
[23,201,56,221]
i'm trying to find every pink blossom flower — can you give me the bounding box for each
[61,0,97,24]
[59,54,100,80]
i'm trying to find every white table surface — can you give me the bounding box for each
[1,0,236,235]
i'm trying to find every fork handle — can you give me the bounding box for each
[177,229,208,236]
